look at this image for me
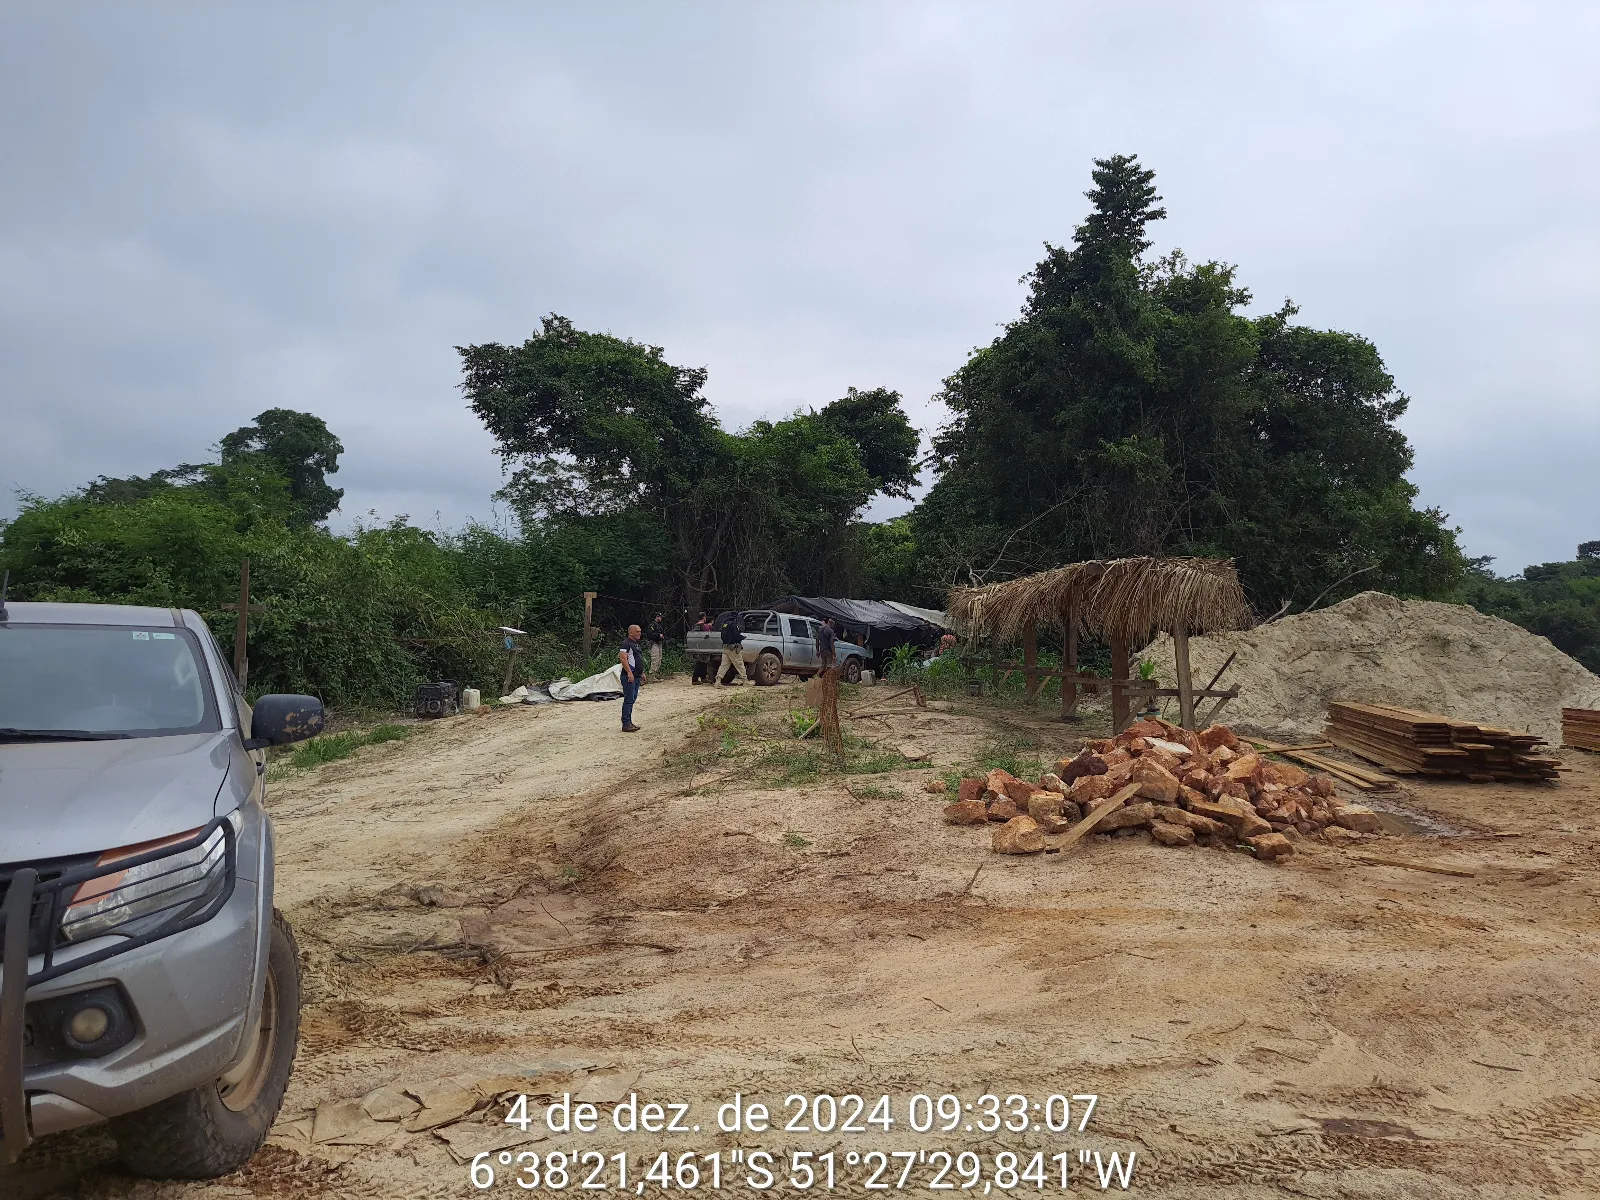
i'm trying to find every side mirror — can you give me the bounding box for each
[244,694,325,749]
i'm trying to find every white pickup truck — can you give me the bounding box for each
[686,610,867,685]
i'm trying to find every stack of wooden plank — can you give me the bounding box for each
[1326,701,1559,783]
[1563,708,1600,751]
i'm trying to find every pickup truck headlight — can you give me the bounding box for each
[60,811,240,945]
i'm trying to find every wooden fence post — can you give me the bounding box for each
[1022,620,1039,702]
[221,558,265,692]
[581,591,596,662]
[1110,636,1131,733]
[1060,603,1079,719]
[1173,623,1196,731]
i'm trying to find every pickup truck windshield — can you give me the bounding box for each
[0,625,218,738]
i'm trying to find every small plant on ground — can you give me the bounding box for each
[783,832,812,849]
[847,782,905,801]
[884,643,924,681]
[783,708,819,738]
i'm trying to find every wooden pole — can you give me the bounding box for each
[581,591,596,663]
[1060,603,1079,719]
[221,559,268,691]
[1110,635,1131,733]
[1022,619,1039,703]
[989,634,1000,696]
[1173,623,1195,731]
[232,558,250,689]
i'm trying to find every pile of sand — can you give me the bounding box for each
[1141,591,1600,745]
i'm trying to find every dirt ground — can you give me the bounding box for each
[23,677,1600,1198]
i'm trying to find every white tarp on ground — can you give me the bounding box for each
[547,662,625,701]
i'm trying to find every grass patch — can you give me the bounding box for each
[279,723,414,773]
[783,832,812,849]
[940,734,1049,793]
[846,782,905,801]
[754,733,908,786]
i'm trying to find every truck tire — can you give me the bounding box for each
[841,657,862,684]
[112,910,302,1179]
[753,651,783,686]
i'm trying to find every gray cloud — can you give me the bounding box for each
[2,2,1595,571]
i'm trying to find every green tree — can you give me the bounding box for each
[219,408,345,526]
[916,153,1465,610]
[459,315,921,611]
[1456,542,1600,673]
[818,387,920,498]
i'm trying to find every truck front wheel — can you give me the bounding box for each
[841,657,862,684]
[753,651,783,686]
[112,909,302,1178]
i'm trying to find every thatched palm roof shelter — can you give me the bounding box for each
[947,556,1254,731]
[948,556,1252,645]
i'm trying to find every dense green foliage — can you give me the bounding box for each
[913,154,1466,611]
[11,154,1562,714]
[459,315,920,612]
[1455,543,1600,673]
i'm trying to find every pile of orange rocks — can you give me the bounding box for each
[939,717,1385,864]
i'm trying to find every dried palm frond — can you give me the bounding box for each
[948,556,1253,644]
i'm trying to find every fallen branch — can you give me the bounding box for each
[845,686,919,717]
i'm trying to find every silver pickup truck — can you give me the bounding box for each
[687,610,867,685]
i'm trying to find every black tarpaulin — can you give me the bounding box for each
[760,596,946,653]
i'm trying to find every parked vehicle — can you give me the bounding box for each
[685,610,868,685]
[0,601,323,1177]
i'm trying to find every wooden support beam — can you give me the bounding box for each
[220,558,266,691]
[1173,623,1195,731]
[1060,603,1079,719]
[581,591,596,662]
[1110,636,1131,733]
[1022,620,1039,702]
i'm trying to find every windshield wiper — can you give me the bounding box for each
[0,728,135,742]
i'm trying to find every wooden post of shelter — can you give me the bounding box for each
[1172,623,1196,731]
[1110,636,1132,733]
[221,558,266,692]
[1059,602,1079,719]
[1022,620,1039,702]
[581,591,596,663]
[989,633,1000,696]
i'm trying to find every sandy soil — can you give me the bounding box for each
[27,678,1600,1198]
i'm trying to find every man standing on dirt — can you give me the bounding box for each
[817,617,838,676]
[718,610,747,686]
[619,623,644,732]
[647,612,665,679]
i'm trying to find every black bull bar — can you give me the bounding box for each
[0,818,236,1164]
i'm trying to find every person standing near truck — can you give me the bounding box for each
[647,612,665,679]
[619,623,644,732]
[817,617,838,675]
[718,610,747,685]
[691,612,714,684]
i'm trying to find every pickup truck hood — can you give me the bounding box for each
[0,733,231,863]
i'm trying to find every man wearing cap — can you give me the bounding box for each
[619,623,645,732]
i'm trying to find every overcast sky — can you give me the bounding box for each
[2,3,1596,572]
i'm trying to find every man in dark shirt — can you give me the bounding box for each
[691,612,713,684]
[647,613,665,678]
[817,617,837,674]
[619,624,644,732]
[718,611,747,685]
